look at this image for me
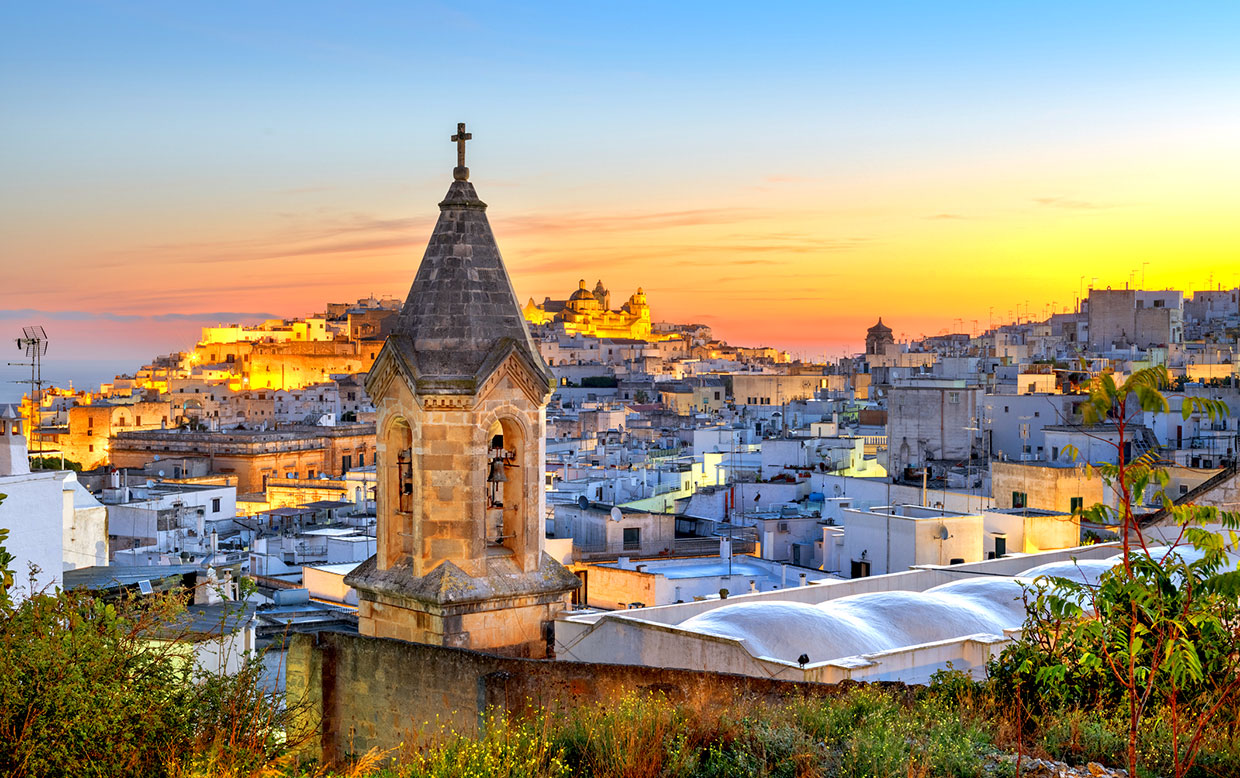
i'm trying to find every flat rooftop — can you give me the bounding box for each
[305,561,363,576]
[115,422,375,443]
[854,504,979,520]
[596,555,832,584]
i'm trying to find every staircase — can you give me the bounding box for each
[1139,461,1239,527]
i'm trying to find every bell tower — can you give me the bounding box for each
[347,125,578,658]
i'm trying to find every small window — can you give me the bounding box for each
[211,497,221,513]
[622,527,641,551]
[948,392,960,404]
[1179,484,1189,496]
[1034,411,1040,418]
[89,445,94,452]
[1012,491,1027,509]
[1070,496,1083,514]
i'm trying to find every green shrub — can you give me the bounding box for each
[0,585,295,778]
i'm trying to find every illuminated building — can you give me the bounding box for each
[523,279,657,340]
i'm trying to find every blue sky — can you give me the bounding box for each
[2,1,1239,392]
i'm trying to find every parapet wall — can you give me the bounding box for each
[286,630,858,765]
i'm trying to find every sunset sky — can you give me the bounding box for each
[3,1,1240,394]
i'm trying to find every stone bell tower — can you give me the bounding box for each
[347,124,578,658]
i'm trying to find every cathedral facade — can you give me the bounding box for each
[523,279,655,340]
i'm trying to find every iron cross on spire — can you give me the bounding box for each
[451,122,472,181]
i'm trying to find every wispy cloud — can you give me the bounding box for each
[496,207,749,236]
[512,234,869,276]
[928,213,965,220]
[97,213,435,268]
[0,309,276,323]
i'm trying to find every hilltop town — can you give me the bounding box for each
[4,210,1238,636]
[3,151,1239,777]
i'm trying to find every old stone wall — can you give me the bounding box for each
[287,630,855,765]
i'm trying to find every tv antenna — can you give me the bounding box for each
[10,325,49,455]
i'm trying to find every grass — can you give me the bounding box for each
[278,674,1240,778]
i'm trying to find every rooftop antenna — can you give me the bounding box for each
[10,325,49,455]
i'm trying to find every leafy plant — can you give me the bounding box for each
[1002,366,1240,778]
[0,552,299,777]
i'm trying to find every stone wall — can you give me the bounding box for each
[287,630,852,765]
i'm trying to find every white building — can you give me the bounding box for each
[840,504,984,577]
[0,405,64,598]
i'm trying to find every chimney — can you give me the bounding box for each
[0,406,30,476]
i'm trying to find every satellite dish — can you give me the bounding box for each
[157,470,165,478]
[610,506,623,523]
[938,525,950,540]
[577,495,590,509]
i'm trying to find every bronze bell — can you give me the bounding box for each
[487,458,508,483]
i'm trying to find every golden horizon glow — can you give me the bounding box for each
[3,3,1240,373]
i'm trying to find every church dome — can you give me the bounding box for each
[569,279,594,302]
[867,318,892,334]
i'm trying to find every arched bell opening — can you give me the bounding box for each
[382,416,414,564]
[485,416,527,560]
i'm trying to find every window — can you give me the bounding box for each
[948,392,960,404]
[1034,411,1040,418]
[622,527,641,551]
[89,445,94,452]
[1070,496,1083,514]
[212,497,221,513]
[342,454,352,472]
[136,416,142,425]
[1012,491,1027,509]
[88,417,94,428]
[1180,484,1189,496]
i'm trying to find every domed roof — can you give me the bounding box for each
[569,279,594,301]
[867,318,893,334]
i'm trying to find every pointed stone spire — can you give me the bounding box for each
[385,127,551,393]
